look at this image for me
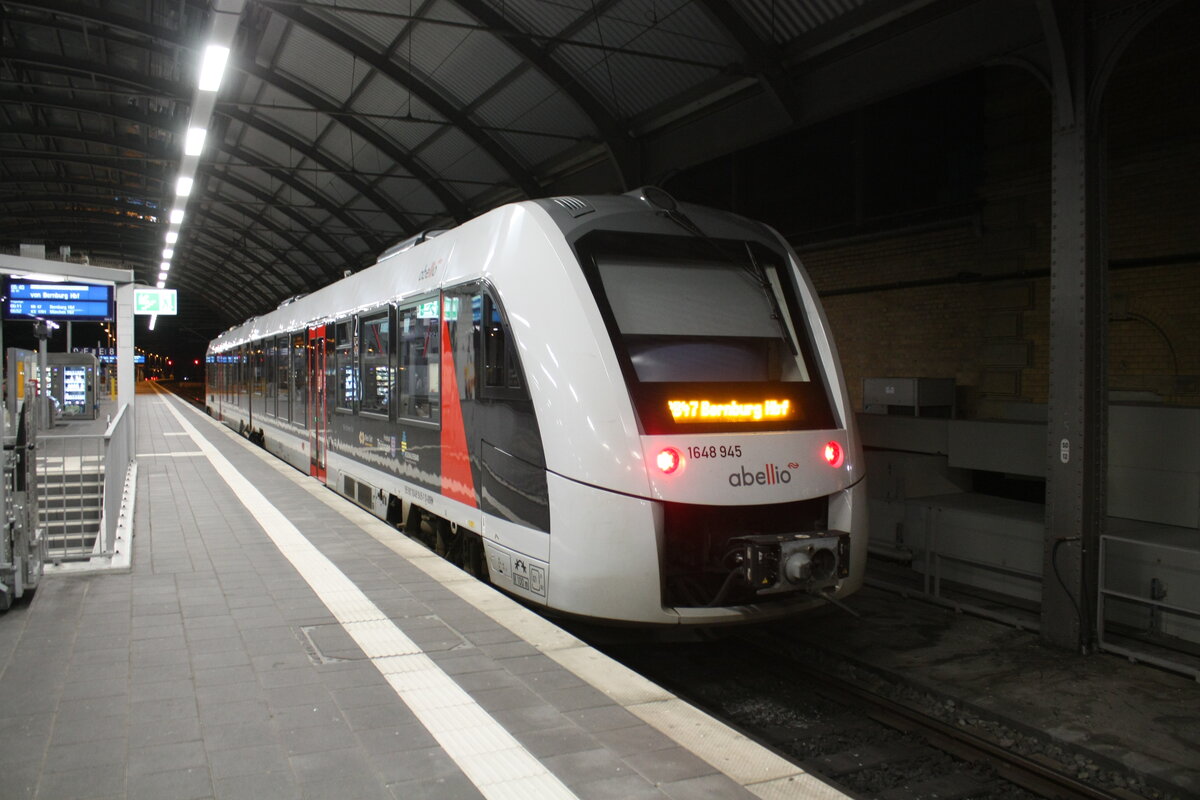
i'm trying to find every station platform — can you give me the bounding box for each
[0,386,844,800]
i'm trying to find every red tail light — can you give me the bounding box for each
[656,447,682,474]
[823,441,844,468]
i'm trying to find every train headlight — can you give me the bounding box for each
[656,447,682,474]
[823,441,844,468]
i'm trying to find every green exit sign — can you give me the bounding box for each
[133,288,178,315]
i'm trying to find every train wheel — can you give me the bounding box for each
[461,533,488,581]
[435,519,488,581]
[434,518,455,559]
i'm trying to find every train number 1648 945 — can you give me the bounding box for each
[686,445,742,459]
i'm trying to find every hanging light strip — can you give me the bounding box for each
[160,0,245,292]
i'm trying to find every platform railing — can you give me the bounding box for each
[99,404,133,558]
[1097,534,1200,681]
[865,505,1044,632]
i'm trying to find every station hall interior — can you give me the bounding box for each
[1,1,1199,799]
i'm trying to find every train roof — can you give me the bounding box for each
[207,190,776,353]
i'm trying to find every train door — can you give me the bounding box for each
[307,325,328,482]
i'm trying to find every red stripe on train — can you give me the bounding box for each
[440,317,478,507]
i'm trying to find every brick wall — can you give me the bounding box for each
[802,6,1199,415]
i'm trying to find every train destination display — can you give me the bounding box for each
[4,280,114,321]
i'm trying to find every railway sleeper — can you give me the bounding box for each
[763,715,879,752]
[814,741,930,777]
[876,772,991,800]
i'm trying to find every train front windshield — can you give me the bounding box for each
[579,232,836,434]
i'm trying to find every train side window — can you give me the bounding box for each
[237,346,247,406]
[360,311,392,417]
[290,332,306,424]
[237,347,246,406]
[334,319,357,413]
[265,338,277,415]
[397,298,440,424]
[252,341,266,398]
[276,334,290,422]
[481,294,524,399]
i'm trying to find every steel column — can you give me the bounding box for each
[1042,103,1107,651]
[1037,0,1178,653]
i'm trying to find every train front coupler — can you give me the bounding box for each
[729,531,851,597]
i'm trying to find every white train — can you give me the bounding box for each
[206,189,866,625]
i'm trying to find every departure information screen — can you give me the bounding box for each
[4,280,114,321]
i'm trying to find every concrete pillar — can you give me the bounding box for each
[116,283,135,450]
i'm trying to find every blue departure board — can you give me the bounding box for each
[5,280,114,321]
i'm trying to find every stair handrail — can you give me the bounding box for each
[99,403,133,557]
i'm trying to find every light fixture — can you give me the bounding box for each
[163,248,174,259]
[823,441,845,469]
[156,280,166,289]
[185,126,206,156]
[175,176,193,196]
[165,230,179,244]
[656,448,682,475]
[170,208,185,224]
[160,261,170,270]
[198,44,230,92]
[158,271,168,281]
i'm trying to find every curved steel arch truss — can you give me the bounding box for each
[2,0,1087,350]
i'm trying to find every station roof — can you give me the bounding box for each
[1,0,1055,345]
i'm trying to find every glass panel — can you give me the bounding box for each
[252,343,265,397]
[265,338,277,410]
[276,335,290,421]
[360,313,391,416]
[291,333,306,423]
[397,299,440,423]
[335,320,357,411]
[596,256,809,384]
[481,295,523,395]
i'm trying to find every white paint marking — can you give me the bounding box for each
[135,451,206,458]
[155,395,577,800]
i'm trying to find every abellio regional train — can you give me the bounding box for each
[206,188,866,625]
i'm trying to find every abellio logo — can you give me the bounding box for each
[729,463,792,487]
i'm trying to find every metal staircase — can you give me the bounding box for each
[39,455,104,561]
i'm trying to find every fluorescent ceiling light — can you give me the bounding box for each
[185,126,206,156]
[170,208,185,224]
[165,230,179,244]
[158,272,168,281]
[176,176,193,196]
[160,261,170,270]
[163,248,174,259]
[199,44,230,92]
[156,280,166,289]
[148,314,157,331]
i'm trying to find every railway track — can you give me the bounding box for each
[588,629,1161,800]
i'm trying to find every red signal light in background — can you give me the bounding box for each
[656,447,682,475]
[823,441,844,468]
